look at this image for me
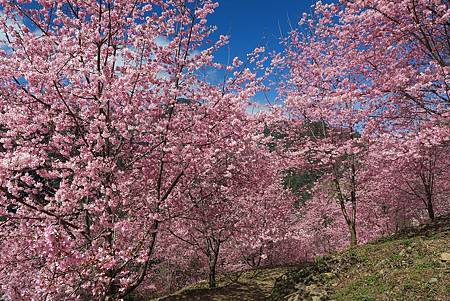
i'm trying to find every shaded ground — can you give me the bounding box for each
[152,267,296,301]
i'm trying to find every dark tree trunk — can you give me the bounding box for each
[207,239,220,288]
[426,197,435,221]
[419,164,436,221]
[349,222,357,247]
[208,264,217,288]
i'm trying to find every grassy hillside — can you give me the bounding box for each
[151,214,450,301]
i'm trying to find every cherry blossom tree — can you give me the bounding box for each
[282,9,370,246]
[0,0,250,299]
[367,129,450,223]
[328,0,449,225]
[164,107,294,287]
[281,0,449,248]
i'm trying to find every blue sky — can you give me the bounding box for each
[208,1,318,64]
[203,1,327,106]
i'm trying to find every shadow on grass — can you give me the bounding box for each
[159,281,268,301]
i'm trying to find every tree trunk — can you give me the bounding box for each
[349,153,358,247]
[208,240,220,288]
[426,197,435,221]
[349,222,357,247]
[208,264,217,288]
[420,168,435,221]
[335,177,358,247]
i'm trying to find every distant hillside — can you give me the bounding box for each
[151,214,450,301]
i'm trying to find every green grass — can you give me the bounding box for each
[330,216,450,301]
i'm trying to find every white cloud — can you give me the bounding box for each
[154,36,169,47]
[0,10,41,53]
[246,103,271,115]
